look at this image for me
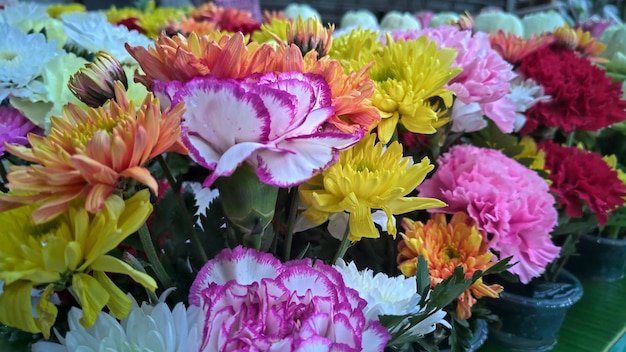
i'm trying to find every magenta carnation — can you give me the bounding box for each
[0,105,42,156]
[417,145,560,284]
[155,72,363,188]
[189,246,390,352]
[392,26,517,133]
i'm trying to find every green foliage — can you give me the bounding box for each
[0,325,39,352]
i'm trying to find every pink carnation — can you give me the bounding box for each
[392,26,517,133]
[155,72,363,188]
[417,145,560,284]
[189,246,390,352]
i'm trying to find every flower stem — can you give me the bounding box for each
[138,223,173,289]
[156,154,181,193]
[331,223,351,264]
[566,132,576,147]
[0,158,8,192]
[283,187,299,262]
[156,154,208,264]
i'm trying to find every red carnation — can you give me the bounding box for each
[519,45,626,134]
[539,140,626,225]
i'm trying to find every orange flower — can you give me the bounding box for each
[127,32,379,133]
[489,30,553,65]
[397,212,502,320]
[165,16,217,37]
[188,2,260,34]
[552,24,608,63]
[0,83,185,223]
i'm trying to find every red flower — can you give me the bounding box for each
[519,45,626,134]
[539,140,626,225]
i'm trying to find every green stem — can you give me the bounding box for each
[331,223,351,264]
[566,132,576,147]
[138,223,173,288]
[0,158,8,192]
[156,154,181,193]
[156,154,208,263]
[283,187,300,262]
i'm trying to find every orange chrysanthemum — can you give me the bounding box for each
[552,24,608,63]
[126,32,379,133]
[0,83,186,223]
[488,30,553,65]
[397,212,502,320]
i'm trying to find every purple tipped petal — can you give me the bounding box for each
[189,247,282,306]
[256,130,363,187]
[361,321,392,352]
[202,141,266,187]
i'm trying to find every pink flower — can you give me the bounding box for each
[189,246,390,352]
[0,105,42,156]
[417,145,560,283]
[392,26,517,133]
[155,72,363,188]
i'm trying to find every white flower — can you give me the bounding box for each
[428,12,460,28]
[334,259,448,337]
[507,77,551,132]
[474,10,523,36]
[521,11,566,38]
[380,11,421,31]
[340,9,378,29]
[61,12,152,64]
[0,1,48,30]
[0,23,61,101]
[32,294,203,352]
[283,3,320,21]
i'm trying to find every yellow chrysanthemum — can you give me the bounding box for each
[0,190,156,338]
[330,29,382,71]
[397,212,502,320]
[333,31,461,143]
[514,136,546,171]
[252,17,291,44]
[552,23,607,63]
[299,133,445,241]
[47,3,86,18]
[106,1,185,38]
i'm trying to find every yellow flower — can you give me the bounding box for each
[397,212,502,320]
[330,29,382,71]
[514,136,547,172]
[299,133,445,241]
[47,3,86,18]
[106,0,184,38]
[252,18,291,44]
[604,154,626,202]
[0,190,156,338]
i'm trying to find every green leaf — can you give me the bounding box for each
[416,255,431,306]
[449,317,472,352]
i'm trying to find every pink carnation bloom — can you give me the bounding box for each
[0,105,42,156]
[189,246,390,351]
[155,72,363,188]
[417,145,560,284]
[392,26,517,133]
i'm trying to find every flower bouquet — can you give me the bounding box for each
[1,1,625,351]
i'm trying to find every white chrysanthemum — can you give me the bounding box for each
[61,12,152,64]
[0,1,48,29]
[521,10,566,38]
[380,11,421,31]
[283,3,321,21]
[0,23,61,101]
[507,77,551,132]
[32,294,203,352]
[334,259,448,337]
[340,9,378,29]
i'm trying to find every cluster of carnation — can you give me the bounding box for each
[418,144,560,283]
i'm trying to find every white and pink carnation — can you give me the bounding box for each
[417,145,560,284]
[155,72,363,188]
[189,246,390,352]
[392,26,517,133]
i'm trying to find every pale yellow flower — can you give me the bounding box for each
[0,190,156,338]
[299,133,445,241]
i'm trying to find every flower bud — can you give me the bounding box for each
[521,11,566,38]
[474,10,523,36]
[600,23,626,60]
[287,16,334,57]
[68,51,128,108]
